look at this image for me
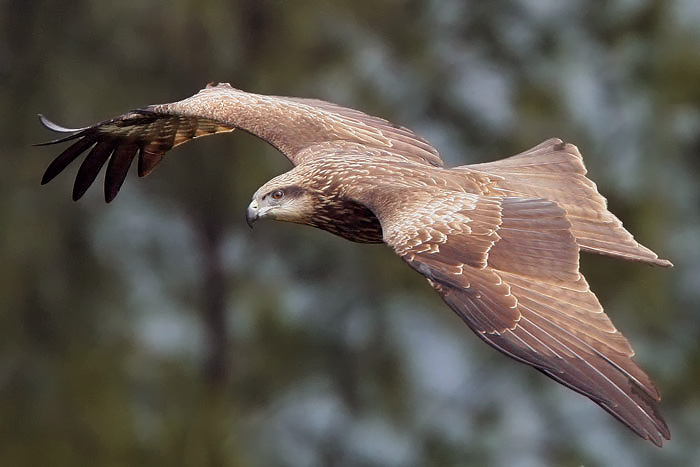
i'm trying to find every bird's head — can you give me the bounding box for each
[246,175,318,228]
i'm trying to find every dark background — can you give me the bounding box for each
[2,1,699,465]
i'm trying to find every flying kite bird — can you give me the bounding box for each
[38,83,672,446]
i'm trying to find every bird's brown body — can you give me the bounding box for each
[38,83,672,446]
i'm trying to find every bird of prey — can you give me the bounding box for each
[38,83,672,446]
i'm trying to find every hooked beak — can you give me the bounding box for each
[246,200,259,229]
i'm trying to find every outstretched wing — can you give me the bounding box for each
[377,191,670,446]
[37,83,442,202]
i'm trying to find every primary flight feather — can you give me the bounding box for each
[37,83,672,446]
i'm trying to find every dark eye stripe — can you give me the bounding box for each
[265,186,304,200]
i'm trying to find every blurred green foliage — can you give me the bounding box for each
[1,0,699,465]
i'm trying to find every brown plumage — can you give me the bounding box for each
[38,83,672,446]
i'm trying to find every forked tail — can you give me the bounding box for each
[464,138,672,267]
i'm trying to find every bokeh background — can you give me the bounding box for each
[2,1,700,465]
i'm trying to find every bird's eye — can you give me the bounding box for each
[271,189,284,200]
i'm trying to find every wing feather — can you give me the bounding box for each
[41,132,99,185]
[73,140,117,201]
[104,143,138,202]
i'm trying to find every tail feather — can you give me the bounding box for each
[465,138,672,267]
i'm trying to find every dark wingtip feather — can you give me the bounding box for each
[71,140,115,201]
[41,134,99,185]
[104,143,138,202]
